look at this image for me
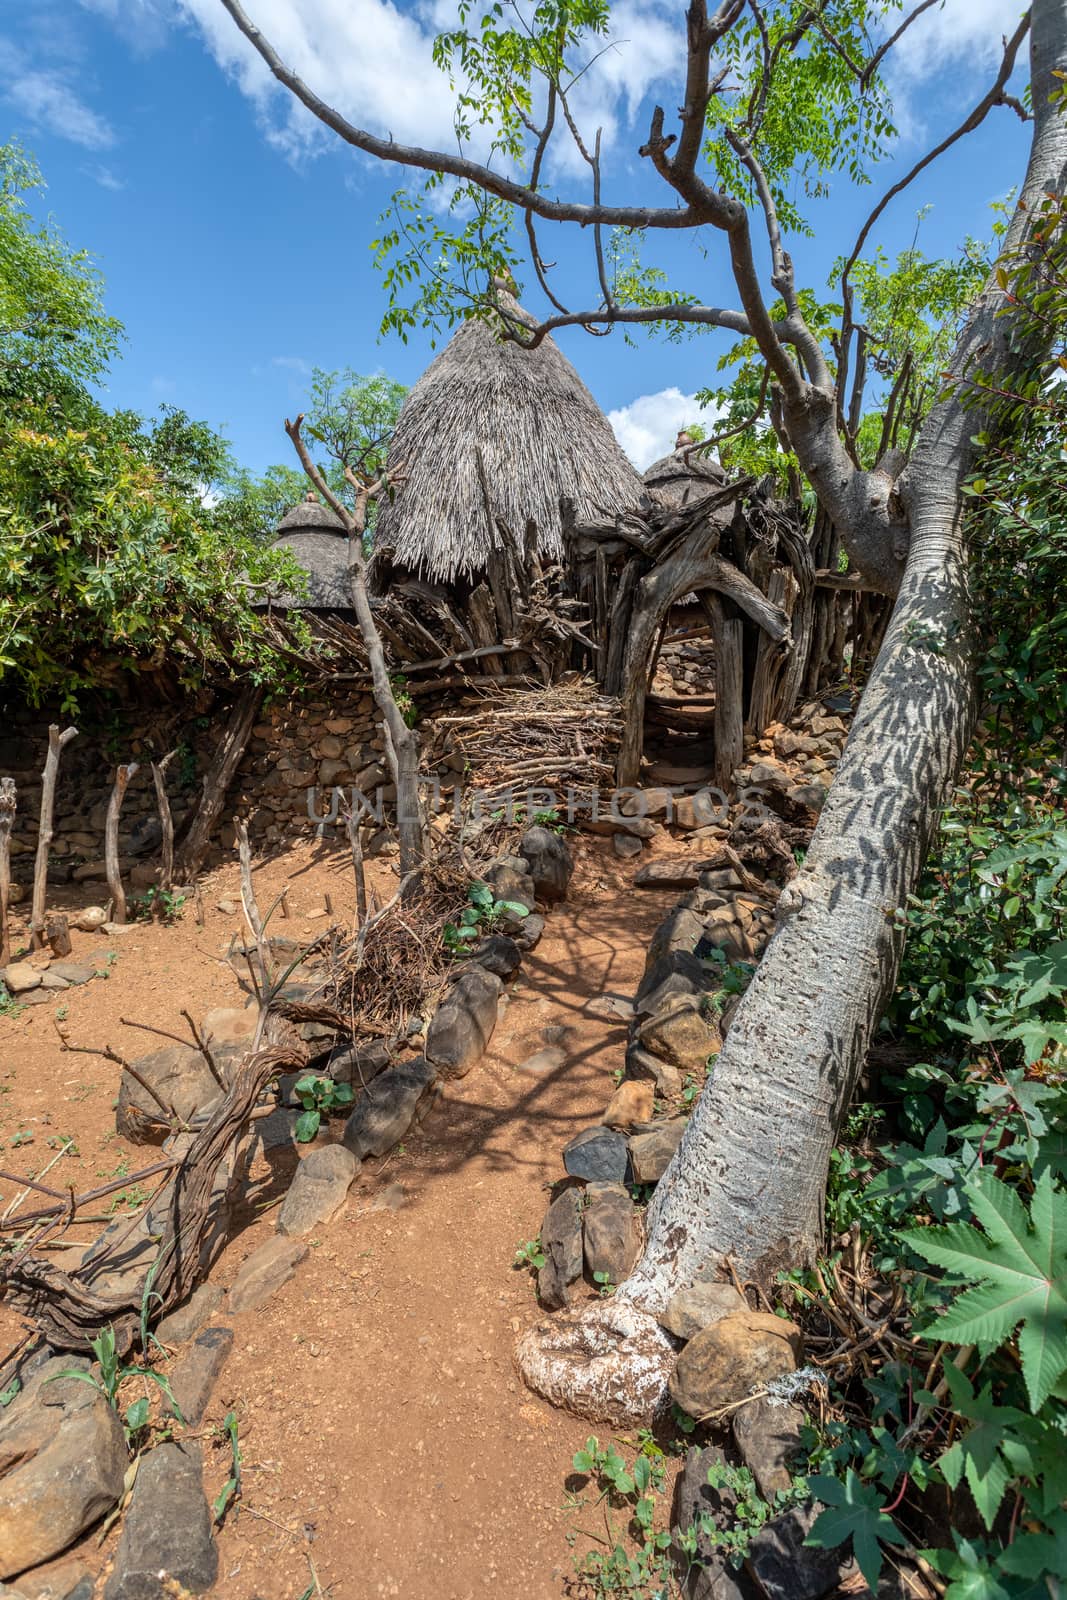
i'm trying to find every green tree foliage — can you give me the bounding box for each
[0,144,305,708]
[798,199,1067,1599]
[0,142,121,382]
[217,368,406,536]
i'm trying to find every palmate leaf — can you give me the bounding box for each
[806,1471,907,1590]
[901,1168,1067,1409]
[937,1363,1026,1530]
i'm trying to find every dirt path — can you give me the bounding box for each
[2,837,676,1599]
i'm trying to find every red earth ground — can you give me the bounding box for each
[1,833,684,1599]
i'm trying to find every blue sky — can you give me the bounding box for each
[3,0,1032,472]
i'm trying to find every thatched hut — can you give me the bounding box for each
[267,493,352,612]
[643,433,726,512]
[371,290,645,594]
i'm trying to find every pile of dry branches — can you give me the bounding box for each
[427,677,622,804]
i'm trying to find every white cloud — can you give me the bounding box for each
[271,355,312,375]
[176,0,461,159]
[888,0,1020,84]
[0,39,116,149]
[175,0,682,177]
[85,163,125,190]
[608,387,722,471]
[884,0,1028,141]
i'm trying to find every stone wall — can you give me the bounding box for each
[0,683,457,889]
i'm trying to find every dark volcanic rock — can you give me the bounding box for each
[562,1125,631,1184]
[425,966,502,1077]
[537,1186,584,1310]
[104,1442,217,1599]
[519,825,574,902]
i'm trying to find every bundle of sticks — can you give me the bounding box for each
[427,678,623,805]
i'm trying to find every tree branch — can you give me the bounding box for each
[218,0,710,232]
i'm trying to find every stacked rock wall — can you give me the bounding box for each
[0,684,459,888]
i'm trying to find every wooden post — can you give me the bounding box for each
[45,912,72,958]
[151,750,177,895]
[347,806,368,928]
[177,685,264,881]
[30,725,77,951]
[701,595,744,795]
[105,762,140,925]
[0,778,15,967]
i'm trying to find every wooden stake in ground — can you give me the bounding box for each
[30,725,77,951]
[177,686,264,882]
[151,749,177,895]
[44,913,72,959]
[0,778,16,967]
[104,762,140,925]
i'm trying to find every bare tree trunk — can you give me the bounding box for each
[151,751,177,895]
[177,686,263,881]
[0,778,15,967]
[45,913,72,958]
[104,763,139,925]
[30,725,77,951]
[346,531,425,883]
[518,7,1067,1421]
[283,423,426,888]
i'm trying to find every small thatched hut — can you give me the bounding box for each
[643,434,726,512]
[371,290,645,593]
[267,493,352,612]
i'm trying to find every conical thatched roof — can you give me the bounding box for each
[643,446,726,512]
[373,292,645,586]
[267,494,352,611]
[277,492,347,534]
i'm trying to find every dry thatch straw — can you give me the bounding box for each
[643,445,728,513]
[373,291,646,587]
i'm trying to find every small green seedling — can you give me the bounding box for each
[514,1237,546,1271]
[293,1075,354,1142]
[593,1270,616,1297]
[212,1409,243,1525]
[443,881,530,952]
[48,1323,183,1444]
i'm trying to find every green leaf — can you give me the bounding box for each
[806,1471,907,1591]
[124,1396,150,1434]
[294,1110,320,1144]
[902,1168,1067,1409]
[997,1509,1067,1579]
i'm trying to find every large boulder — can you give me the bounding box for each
[733,1398,807,1501]
[116,1044,224,1145]
[628,1117,687,1184]
[659,1281,747,1341]
[519,825,574,903]
[228,1237,308,1314]
[603,1079,655,1129]
[672,1445,763,1600]
[104,1441,217,1599]
[670,1312,803,1419]
[0,1359,127,1580]
[425,967,502,1077]
[341,1056,438,1159]
[537,1186,584,1310]
[645,908,705,970]
[482,859,537,914]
